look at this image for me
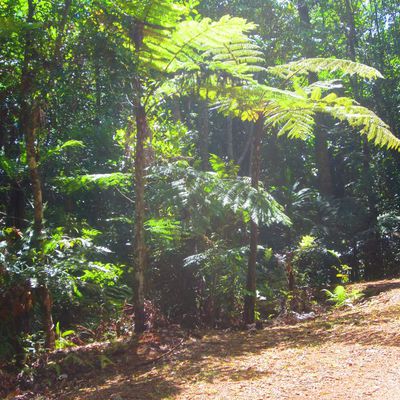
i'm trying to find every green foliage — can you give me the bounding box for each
[215,80,400,150]
[268,58,384,80]
[56,173,131,193]
[145,218,181,242]
[323,285,364,308]
[209,154,239,178]
[150,161,290,227]
[80,262,124,288]
[43,140,85,162]
[298,235,317,250]
[292,235,343,288]
[55,322,75,350]
[141,14,262,78]
[1,0,400,370]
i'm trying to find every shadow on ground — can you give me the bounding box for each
[36,280,400,400]
[359,279,400,298]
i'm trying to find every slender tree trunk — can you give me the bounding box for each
[342,0,384,279]
[24,107,44,236]
[132,21,152,334]
[343,0,357,60]
[6,181,26,229]
[19,0,57,351]
[315,127,334,196]
[236,122,253,174]
[37,286,56,349]
[226,117,234,160]
[246,123,255,176]
[23,105,56,349]
[133,104,149,333]
[19,16,42,223]
[199,100,210,170]
[171,98,182,122]
[343,0,359,98]
[243,116,264,325]
[362,142,383,280]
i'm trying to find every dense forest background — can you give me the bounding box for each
[1,0,400,366]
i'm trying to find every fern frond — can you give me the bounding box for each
[149,162,290,226]
[321,104,400,150]
[303,80,343,93]
[141,16,262,80]
[213,84,307,121]
[268,58,384,80]
[264,106,315,140]
[214,82,400,150]
[184,245,250,268]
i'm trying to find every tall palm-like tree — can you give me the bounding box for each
[109,0,264,332]
[215,57,400,324]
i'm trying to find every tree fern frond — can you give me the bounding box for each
[213,84,307,121]
[141,16,261,79]
[268,58,384,80]
[264,107,315,140]
[320,104,400,150]
[149,163,290,226]
[214,81,399,151]
[303,80,344,93]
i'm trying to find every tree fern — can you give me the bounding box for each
[213,82,400,150]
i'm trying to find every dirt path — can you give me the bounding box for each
[33,280,400,400]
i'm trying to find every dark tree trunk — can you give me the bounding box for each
[362,142,384,280]
[132,21,152,334]
[133,104,150,333]
[342,0,383,279]
[6,181,26,229]
[199,100,210,170]
[23,106,56,348]
[226,117,234,160]
[19,0,43,238]
[243,116,264,325]
[344,0,357,60]
[246,123,255,176]
[24,107,44,236]
[171,98,182,122]
[237,122,253,175]
[37,286,56,349]
[19,0,57,350]
[315,128,335,197]
[343,0,359,98]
